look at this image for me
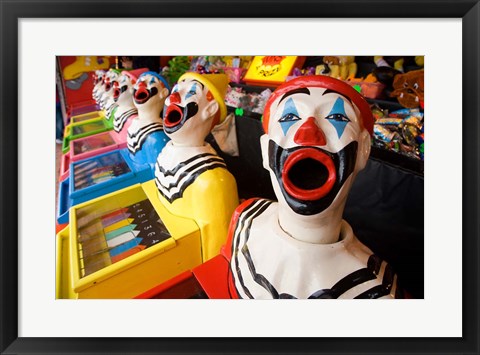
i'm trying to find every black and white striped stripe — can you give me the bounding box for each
[155,152,227,203]
[114,108,137,132]
[105,102,118,120]
[127,122,164,154]
[230,200,402,299]
[230,199,273,299]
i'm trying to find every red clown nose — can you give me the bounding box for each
[169,92,181,104]
[294,117,326,146]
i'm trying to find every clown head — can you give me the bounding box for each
[93,70,105,88]
[92,70,106,102]
[163,73,229,147]
[104,69,120,95]
[113,68,148,107]
[113,72,134,106]
[132,71,170,113]
[261,75,373,219]
[100,69,120,107]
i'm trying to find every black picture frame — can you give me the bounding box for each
[1,1,479,354]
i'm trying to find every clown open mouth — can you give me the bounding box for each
[163,102,199,134]
[113,87,121,101]
[268,140,358,215]
[282,148,336,201]
[134,86,157,105]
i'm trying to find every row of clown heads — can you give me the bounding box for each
[92,68,405,299]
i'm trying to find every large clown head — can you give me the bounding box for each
[113,68,148,108]
[132,71,170,115]
[261,75,373,222]
[163,73,228,147]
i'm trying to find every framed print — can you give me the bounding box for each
[1,0,479,354]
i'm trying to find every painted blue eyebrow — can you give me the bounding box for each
[149,77,156,85]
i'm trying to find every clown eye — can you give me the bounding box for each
[279,113,301,122]
[149,77,156,85]
[278,113,301,135]
[120,85,128,93]
[185,88,197,100]
[325,113,350,122]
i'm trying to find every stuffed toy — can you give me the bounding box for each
[317,56,357,80]
[390,69,424,108]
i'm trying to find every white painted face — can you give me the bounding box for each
[113,73,134,106]
[132,73,169,111]
[261,85,371,216]
[162,78,219,146]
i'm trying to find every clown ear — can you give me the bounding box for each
[355,129,371,172]
[158,87,169,100]
[260,134,270,171]
[202,100,219,121]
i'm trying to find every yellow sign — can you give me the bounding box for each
[244,56,304,86]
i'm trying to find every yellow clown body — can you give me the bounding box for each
[154,142,238,261]
[154,73,239,262]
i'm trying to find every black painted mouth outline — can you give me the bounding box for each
[163,102,199,134]
[268,139,358,215]
[133,86,158,105]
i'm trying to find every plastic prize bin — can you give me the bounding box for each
[56,182,202,299]
[67,100,100,118]
[62,111,112,154]
[56,149,155,224]
[62,116,112,154]
[59,129,129,181]
[69,110,105,124]
[60,110,109,179]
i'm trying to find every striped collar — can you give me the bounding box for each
[114,107,137,132]
[127,121,163,154]
[155,143,226,203]
[229,200,399,299]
